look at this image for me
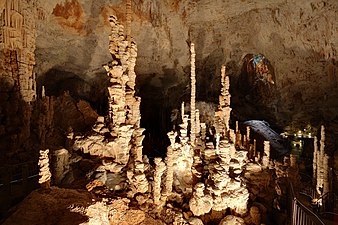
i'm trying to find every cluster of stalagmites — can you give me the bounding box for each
[42,15,302,225]
[71,15,148,194]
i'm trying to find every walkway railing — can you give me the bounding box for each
[289,180,326,225]
[0,161,39,219]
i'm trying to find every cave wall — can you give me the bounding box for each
[34,0,337,126]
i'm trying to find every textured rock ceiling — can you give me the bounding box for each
[35,0,338,127]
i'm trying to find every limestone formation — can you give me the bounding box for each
[214,65,232,137]
[323,153,330,195]
[126,0,132,46]
[262,141,270,168]
[189,183,213,216]
[38,149,51,188]
[181,102,185,121]
[53,148,70,185]
[190,43,196,144]
[0,0,37,102]
[165,131,177,195]
[316,125,326,194]
[196,110,201,137]
[2,2,338,225]
[127,161,149,196]
[219,215,245,225]
[249,206,261,225]
[313,136,318,184]
[189,217,204,225]
[153,157,166,206]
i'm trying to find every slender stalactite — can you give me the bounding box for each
[190,43,196,144]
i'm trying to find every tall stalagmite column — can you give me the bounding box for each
[220,65,231,132]
[313,136,318,184]
[262,141,270,167]
[317,125,325,194]
[165,131,177,195]
[190,43,196,144]
[38,149,51,189]
[154,157,166,206]
[126,0,132,47]
[323,153,330,195]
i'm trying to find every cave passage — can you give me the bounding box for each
[138,85,171,158]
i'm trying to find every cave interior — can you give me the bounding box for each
[0,0,337,224]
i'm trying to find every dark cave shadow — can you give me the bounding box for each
[37,68,109,116]
[0,73,40,221]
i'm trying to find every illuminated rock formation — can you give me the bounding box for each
[214,65,232,135]
[165,131,177,195]
[313,136,318,183]
[262,141,270,168]
[219,215,245,225]
[189,183,213,216]
[53,148,70,185]
[153,157,166,206]
[316,125,325,194]
[38,149,51,188]
[190,43,196,144]
[323,153,330,195]
[0,0,37,102]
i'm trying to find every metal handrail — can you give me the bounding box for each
[289,179,326,225]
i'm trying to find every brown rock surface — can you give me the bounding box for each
[3,187,92,225]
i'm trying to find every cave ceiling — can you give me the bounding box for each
[35,0,338,127]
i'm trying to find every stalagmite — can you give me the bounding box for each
[262,141,270,167]
[126,0,132,47]
[153,157,166,206]
[53,149,70,185]
[221,65,232,132]
[253,139,257,160]
[189,183,213,216]
[181,102,185,121]
[38,149,51,188]
[317,125,325,194]
[196,109,201,137]
[42,86,45,98]
[313,136,318,184]
[190,43,196,144]
[200,123,206,141]
[246,127,250,147]
[323,153,330,195]
[290,154,297,169]
[165,131,177,195]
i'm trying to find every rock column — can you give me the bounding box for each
[153,158,166,206]
[165,131,177,195]
[323,153,330,195]
[38,149,51,188]
[190,43,196,144]
[313,136,318,184]
[316,125,325,194]
[262,141,270,167]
